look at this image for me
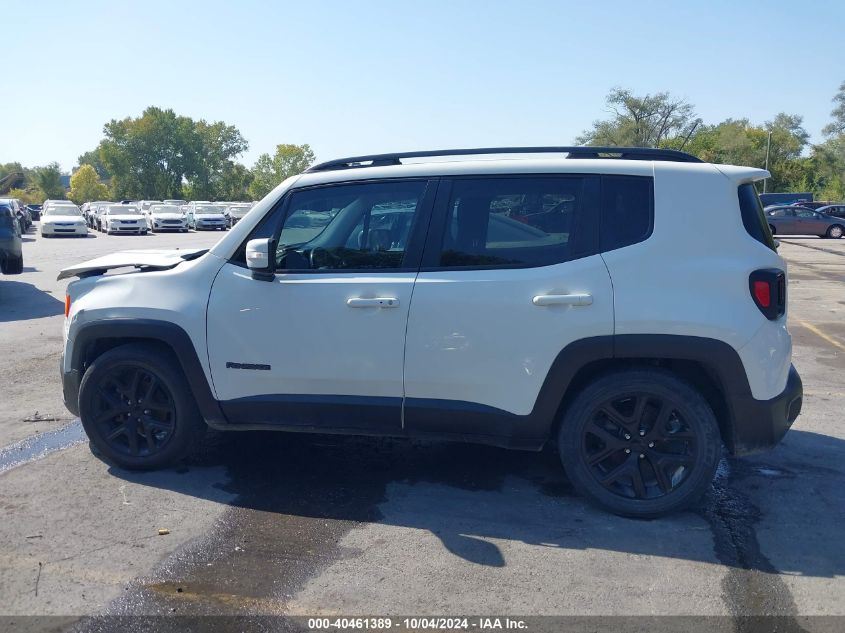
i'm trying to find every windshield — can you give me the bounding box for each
[150,205,182,215]
[108,206,141,215]
[194,205,225,214]
[230,206,250,216]
[44,207,82,216]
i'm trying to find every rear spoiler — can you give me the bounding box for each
[715,165,770,184]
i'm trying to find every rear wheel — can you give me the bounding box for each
[826,225,844,239]
[78,344,205,470]
[558,369,721,518]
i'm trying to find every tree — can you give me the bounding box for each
[69,164,109,203]
[247,144,316,200]
[186,120,249,200]
[822,81,845,138]
[31,162,66,199]
[77,145,111,181]
[247,153,276,200]
[576,88,701,148]
[96,106,248,200]
[6,188,40,205]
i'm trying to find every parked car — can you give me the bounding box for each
[58,146,804,519]
[86,201,112,229]
[163,199,187,207]
[224,203,252,227]
[97,205,148,235]
[186,203,228,230]
[25,204,42,221]
[0,203,23,274]
[40,204,88,237]
[766,206,844,238]
[789,201,831,211]
[815,204,845,219]
[0,198,27,233]
[149,204,188,232]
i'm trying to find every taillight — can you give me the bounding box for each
[64,294,71,318]
[749,269,785,320]
[752,281,770,308]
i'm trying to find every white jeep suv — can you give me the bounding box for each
[58,147,802,517]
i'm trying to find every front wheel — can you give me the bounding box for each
[558,369,721,518]
[78,344,204,470]
[826,225,844,239]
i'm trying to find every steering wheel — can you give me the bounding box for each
[309,247,332,270]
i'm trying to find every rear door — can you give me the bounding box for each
[403,174,613,441]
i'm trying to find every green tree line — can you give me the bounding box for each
[578,83,845,199]
[4,86,845,204]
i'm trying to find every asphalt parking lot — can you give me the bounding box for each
[0,226,843,631]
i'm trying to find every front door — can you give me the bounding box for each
[207,178,435,431]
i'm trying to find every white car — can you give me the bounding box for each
[40,204,88,237]
[97,205,148,235]
[224,203,252,227]
[149,204,188,232]
[186,204,228,231]
[58,146,802,517]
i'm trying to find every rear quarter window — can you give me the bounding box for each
[600,175,653,252]
[738,183,776,251]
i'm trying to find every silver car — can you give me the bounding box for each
[765,206,844,239]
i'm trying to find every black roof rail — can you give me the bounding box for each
[305,146,703,172]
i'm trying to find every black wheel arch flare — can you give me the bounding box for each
[64,319,784,455]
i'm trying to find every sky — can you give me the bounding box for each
[4,0,843,173]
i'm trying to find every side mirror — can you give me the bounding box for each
[246,238,275,281]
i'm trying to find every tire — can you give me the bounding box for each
[3,255,24,274]
[557,368,721,518]
[78,343,205,470]
[768,224,776,236]
[826,225,844,239]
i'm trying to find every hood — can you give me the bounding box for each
[42,215,85,223]
[151,213,185,220]
[58,248,207,280]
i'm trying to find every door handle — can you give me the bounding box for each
[532,293,592,307]
[347,297,400,308]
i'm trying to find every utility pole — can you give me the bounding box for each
[763,130,772,193]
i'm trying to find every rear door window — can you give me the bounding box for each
[433,176,600,268]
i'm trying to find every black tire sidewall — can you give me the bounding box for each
[558,369,721,518]
[79,344,202,470]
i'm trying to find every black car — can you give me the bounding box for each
[25,204,42,221]
[0,203,23,274]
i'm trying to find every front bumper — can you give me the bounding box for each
[730,364,803,455]
[61,354,81,416]
[42,224,88,236]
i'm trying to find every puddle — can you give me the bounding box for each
[0,420,86,474]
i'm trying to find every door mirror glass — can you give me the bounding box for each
[246,238,272,270]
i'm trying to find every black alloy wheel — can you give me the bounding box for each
[79,344,204,469]
[89,365,176,458]
[580,393,696,500]
[558,369,721,517]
